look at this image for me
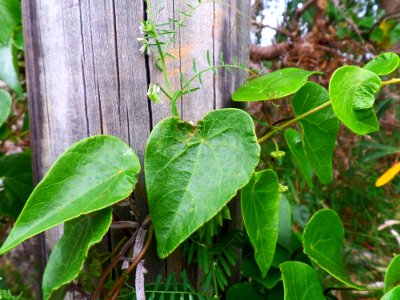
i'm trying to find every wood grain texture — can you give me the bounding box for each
[22,0,249,295]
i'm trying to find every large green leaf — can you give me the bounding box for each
[0,39,22,95]
[385,255,400,293]
[285,129,313,188]
[382,286,400,300]
[280,261,325,300]
[292,82,339,184]
[303,209,364,289]
[232,68,320,101]
[363,52,400,76]
[241,169,280,277]
[145,108,260,258]
[0,0,21,46]
[0,90,11,127]
[0,152,33,219]
[0,135,140,254]
[42,208,112,300]
[329,66,381,135]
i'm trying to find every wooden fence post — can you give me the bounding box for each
[22,0,249,294]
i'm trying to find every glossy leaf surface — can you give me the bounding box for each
[0,0,21,45]
[329,66,381,135]
[385,255,400,293]
[304,209,364,289]
[232,68,320,101]
[280,261,325,300]
[292,82,339,184]
[0,90,11,127]
[363,52,399,75]
[145,108,260,258]
[382,286,400,300]
[0,135,140,254]
[0,39,22,95]
[42,208,112,300]
[242,169,280,277]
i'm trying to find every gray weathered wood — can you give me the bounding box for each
[22,0,249,295]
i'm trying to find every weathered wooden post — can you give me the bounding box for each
[22,0,249,294]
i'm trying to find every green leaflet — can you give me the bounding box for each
[42,208,112,300]
[241,169,280,277]
[303,209,365,290]
[385,255,400,293]
[284,129,313,188]
[280,261,325,300]
[0,39,22,95]
[329,66,381,135]
[0,0,21,45]
[145,108,260,258]
[0,152,33,219]
[0,135,140,254]
[382,286,400,300]
[363,52,400,76]
[0,90,11,128]
[232,68,320,101]
[292,82,339,184]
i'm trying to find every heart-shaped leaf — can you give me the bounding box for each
[0,135,140,254]
[385,255,400,293]
[292,82,339,184]
[232,68,320,101]
[280,261,325,300]
[241,169,280,277]
[329,66,381,135]
[145,108,260,258]
[303,209,365,289]
[382,286,400,300]
[0,90,11,127]
[363,52,400,76]
[42,208,112,300]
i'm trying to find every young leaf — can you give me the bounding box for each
[0,90,11,127]
[241,169,280,277]
[385,255,400,293]
[0,135,140,254]
[280,261,325,300]
[329,66,381,135]
[232,68,321,102]
[292,82,339,184]
[303,209,365,289]
[42,208,112,300]
[382,286,400,300]
[145,108,260,258]
[363,52,400,76]
[284,129,313,188]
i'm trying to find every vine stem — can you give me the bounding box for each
[257,100,332,144]
[381,78,400,86]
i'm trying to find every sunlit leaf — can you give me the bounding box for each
[363,52,400,76]
[385,255,400,293]
[382,286,400,300]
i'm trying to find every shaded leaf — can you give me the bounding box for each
[241,169,280,277]
[0,0,21,45]
[385,255,400,293]
[363,52,399,76]
[226,283,264,300]
[242,256,281,289]
[329,66,381,135]
[145,108,260,258]
[278,194,292,252]
[0,39,22,95]
[42,208,112,300]
[303,209,365,289]
[292,82,339,184]
[0,90,12,127]
[280,261,325,300]
[0,135,140,254]
[232,68,320,101]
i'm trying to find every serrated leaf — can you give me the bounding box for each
[145,108,260,258]
[42,208,112,300]
[0,39,22,95]
[0,135,140,254]
[329,66,381,135]
[280,261,325,300]
[285,129,313,188]
[0,152,33,219]
[0,90,12,127]
[241,169,280,277]
[382,286,400,300]
[363,52,400,76]
[303,209,365,290]
[385,255,400,293]
[232,68,321,101]
[0,0,21,46]
[292,82,339,184]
